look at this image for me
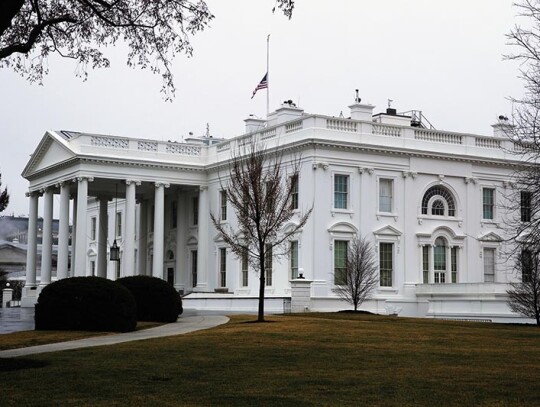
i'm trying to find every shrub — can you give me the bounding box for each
[117,276,183,323]
[35,277,137,332]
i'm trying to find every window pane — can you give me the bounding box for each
[290,241,299,279]
[334,240,348,285]
[265,244,273,286]
[192,250,198,287]
[193,197,199,226]
[483,188,494,220]
[334,175,348,209]
[422,246,429,284]
[379,179,393,212]
[483,248,495,283]
[451,247,458,283]
[291,175,299,210]
[379,243,393,287]
[220,248,226,287]
[241,250,248,287]
[431,199,445,216]
[521,191,532,222]
[220,191,227,221]
[522,250,533,283]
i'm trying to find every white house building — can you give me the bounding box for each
[21,97,532,322]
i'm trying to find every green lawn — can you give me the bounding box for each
[0,313,539,406]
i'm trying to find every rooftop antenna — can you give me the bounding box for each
[205,123,212,138]
[355,89,361,103]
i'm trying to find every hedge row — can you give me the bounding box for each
[35,276,183,332]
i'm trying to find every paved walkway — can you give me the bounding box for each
[0,315,229,358]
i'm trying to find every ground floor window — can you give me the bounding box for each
[379,242,393,287]
[290,241,299,279]
[483,248,495,282]
[421,239,460,284]
[191,250,198,287]
[241,249,248,287]
[434,237,446,284]
[334,240,348,285]
[219,248,227,288]
[265,244,273,286]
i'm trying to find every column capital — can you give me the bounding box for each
[25,190,41,198]
[199,185,208,191]
[155,182,170,188]
[73,176,94,183]
[126,180,142,186]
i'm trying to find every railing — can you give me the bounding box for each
[372,124,402,137]
[91,135,129,149]
[285,120,303,134]
[415,129,462,144]
[137,141,158,152]
[475,138,501,149]
[326,119,357,132]
[261,128,277,139]
[165,143,202,156]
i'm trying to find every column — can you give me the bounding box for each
[56,183,70,280]
[430,243,435,284]
[40,188,53,287]
[123,180,139,276]
[138,199,148,276]
[197,185,208,289]
[25,192,39,288]
[97,196,109,278]
[446,246,452,284]
[70,194,77,277]
[74,177,90,276]
[175,192,186,292]
[152,182,168,279]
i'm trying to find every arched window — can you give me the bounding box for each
[421,186,456,217]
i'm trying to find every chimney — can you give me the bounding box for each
[244,115,266,134]
[491,115,513,138]
[273,100,304,125]
[349,102,375,121]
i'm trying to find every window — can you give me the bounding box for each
[521,191,532,222]
[483,248,495,282]
[379,243,393,287]
[334,174,349,209]
[379,179,393,212]
[191,250,198,287]
[265,181,275,212]
[422,245,429,284]
[334,240,348,285]
[171,201,178,229]
[431,199,445,216]
[421,186,456,217]
[290,241,299,279]
[193,197,199,226]
[451,247,458,283]
[241,249,249,287]
[219,248,227,287]
[115,212,122,237]
[483,188,495,220]
[265,244,273,286]
[521,249,533,283]
[220,190,227,221]
[90,217,96,241]
[90,260,96,277]
[291,174,299,210]
[434,237,446,283]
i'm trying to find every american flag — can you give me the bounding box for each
[251,73,268,99]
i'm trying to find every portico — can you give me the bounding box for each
[21,131,209,306]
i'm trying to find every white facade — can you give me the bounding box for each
[21,98,533,322]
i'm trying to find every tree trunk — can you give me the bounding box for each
[257,249,265,322]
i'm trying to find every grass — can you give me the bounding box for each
[0,313,539,406]
[0,321,162,351]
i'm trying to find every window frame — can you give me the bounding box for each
[219,247,227,288]
[290,174,299,210]
[521,191,532,222]
[115,211,122,238]
[333,173,350,210]
[379,242,394,287]
[333,239,348,285]
[191,250,198,287]
[192,196,199,226]
[265,244,273,286]
[483,247,496,283]
[482,187,495,221]
[241,249,249,287]
[290,240,299,279]
[220,190,227,222]
[90,216,97,241]
[378,178,394,214]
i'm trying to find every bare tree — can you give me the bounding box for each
[502,1,540,322]
[507,248,540,325]
[333,236,378,312]
[0,173,9,213]
[0,0,294,98]
[210,138,312,322]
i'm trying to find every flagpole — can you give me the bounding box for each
[266,34,270,119]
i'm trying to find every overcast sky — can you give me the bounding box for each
[0,0,524,217]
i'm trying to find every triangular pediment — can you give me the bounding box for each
[373,225,402,237]
[22,131,76,178]
[478,231,503,242]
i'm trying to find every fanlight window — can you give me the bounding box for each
[421,186,456,217]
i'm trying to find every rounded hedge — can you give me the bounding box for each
[35,277,137,332]
[116,276,183,323]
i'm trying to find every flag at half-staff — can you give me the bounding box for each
[251,73,268,99]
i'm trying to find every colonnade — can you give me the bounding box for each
[24,177,209,296]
